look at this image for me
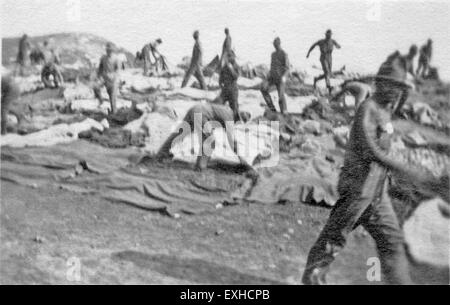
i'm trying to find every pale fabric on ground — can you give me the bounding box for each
[70,98,133,113]
[13,74,43,93]
[172,122,280,168]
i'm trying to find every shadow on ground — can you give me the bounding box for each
[112,250,285,285]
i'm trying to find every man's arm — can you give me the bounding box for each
[282,52,290,78]
[333,40,341,49]
[150,44,161,58]
[392,119,450,154]
[362,102,447,200]
[224,121,253,169]
[306,41,319,58]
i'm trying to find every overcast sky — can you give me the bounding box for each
[2,0,449,79]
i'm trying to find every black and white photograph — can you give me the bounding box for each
[0,0,449,288]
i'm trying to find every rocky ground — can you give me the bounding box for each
[1,33,449,284]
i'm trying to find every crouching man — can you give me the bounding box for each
[156,103,252,171]
[301,52,449,285]
[41,40,64,88]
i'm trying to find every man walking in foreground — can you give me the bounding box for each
[93,43,120,114]
[156,103,251,171]
[260,37,290,114]
[307,29,341,94]
[181,31,207,90]
[301,53,449,285]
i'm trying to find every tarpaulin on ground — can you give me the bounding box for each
[0,139,341,216]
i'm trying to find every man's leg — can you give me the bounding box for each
[226,85,241,121]
[346,82,370,109]
[93,82,103,105]
[276,80,287,114]
[106,82,118,114]
[196,132,213,171]
[194,68,207,90]
[181,66,194,88]
[260,79,277,112]
[314,74,326,89]
[416,60,423,77]
[156,124,188,160]
[423,60,430,78]
[362,179,412,284]
[393,87,409,118]
[325,58,332,92]
[53,66,64,88]
[302,163,386,284]
[302,194,373,284]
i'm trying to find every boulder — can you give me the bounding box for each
[411,102,440,127]
[301,120,321,135]
[404,199,449,268]
[333,126,350,148]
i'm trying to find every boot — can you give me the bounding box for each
[301,266,329,285]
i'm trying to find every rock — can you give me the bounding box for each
[333,126,350,147]
[411,102,440,127]
[61,83,94,101]
[100,118,110,130]
[301,120,322,135]
[287,228,295,235]
[404,199,449,267]
[6,114,18,125]
[33,236,45,243]
[301,138,322,155]
[403,130,427,146]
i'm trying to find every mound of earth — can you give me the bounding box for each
[2,32,136,81]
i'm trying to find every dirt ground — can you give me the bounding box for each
[1,178,387,285]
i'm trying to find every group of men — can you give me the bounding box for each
[5,30,448,286]
[15,34,64,88]
[170,29,448,285]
